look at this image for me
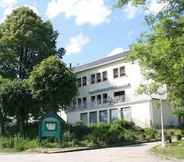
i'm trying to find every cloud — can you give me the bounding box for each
[0,0,39,22]
[65,33,91,55]
[46,0,111,26]
[122,2,140,19]
[0,0,17,18]
[107,48,128,57]
[146,0,168,15]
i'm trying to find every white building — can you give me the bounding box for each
[66,52,178,128]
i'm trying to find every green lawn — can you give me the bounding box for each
[152,141,184,159]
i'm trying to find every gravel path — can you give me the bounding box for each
[0,142,182,162]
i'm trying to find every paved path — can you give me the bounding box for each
[0,142,182,162]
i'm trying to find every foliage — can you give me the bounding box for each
[0,136,40,152]
[0,7,76,137]
[143,128,158,140]
[0,7,64,79]
[0,79,33,134]
[63,120,145,147]
[28,55,78,113]
[117,1,184,113]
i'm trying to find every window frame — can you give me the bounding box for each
[82,76,87,86]
[96,73,101,83]
[89,111,97,124]
[102,71,107,81]
[91,74,96,84]
[120,66,126,77]
[113,68,119,78]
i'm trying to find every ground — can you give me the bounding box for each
[0,142,182,162]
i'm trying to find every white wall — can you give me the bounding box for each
[151,100,178,128]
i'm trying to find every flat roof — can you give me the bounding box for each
[74,51,128,73]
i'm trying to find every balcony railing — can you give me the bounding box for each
[70,96,126,110]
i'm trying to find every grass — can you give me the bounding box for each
[152,141,184,159]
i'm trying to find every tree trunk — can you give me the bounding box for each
[17,116,25,136]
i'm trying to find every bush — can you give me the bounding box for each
[144,128,158,140]
[0,136,40,151]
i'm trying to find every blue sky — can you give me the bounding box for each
[0,0,165,66]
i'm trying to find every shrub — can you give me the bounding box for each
[144,128,158,140]
[0,136,40,151]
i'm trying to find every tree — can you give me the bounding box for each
[28,56,78,114]
[117,0,184,112]
[0,7,65,79]
[0,76,10,135]
[0,79,33,134]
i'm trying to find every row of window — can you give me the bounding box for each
[74,91,125,107]
[77,66,126,87]
[80,107,131,124]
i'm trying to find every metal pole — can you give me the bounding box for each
[160,98,165,147]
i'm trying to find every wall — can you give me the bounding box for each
[151,100,178,128]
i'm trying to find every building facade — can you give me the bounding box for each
[66,52,178,128]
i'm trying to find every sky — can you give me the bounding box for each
[0,0,166,66]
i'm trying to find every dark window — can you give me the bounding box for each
[96,73,101,83]
[91,96,96,104]
[114,91,125,97]
[99,110,108,123]
[120,66,126,76]
[82,97,87,107]
[113,68,118,78]
[78,98,81,106]
[89,111,97,124]
[91,74,95,84]
[114,91,125,102]
[97,94,101,104]
[102,71,107,81]
[80,113,88,124]
[82,76,87,86]
[72,98,76,107]
[77,78,81,87]
[103,93,108,104]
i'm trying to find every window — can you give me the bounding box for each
[99,110,108,123]
[82,97,87,107]
[114,91,125,102]
[121,107,132,122]
[120,66,125,76]
[91,96,96,104]
[80,113,88,124]
[91,74,95,84]
[82,76,87,86]
[102,71,107,81]
[113,68,118,78]
[97,94,101,104]
[110,109,119,121]
[114,91,125,97]
[77,78,81,87]
[72,98,76,108]
[89,111,97,124]
[96,73,101,83]
[78,98,81,106]
[103,93,108,104]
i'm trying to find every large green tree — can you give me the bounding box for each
[28,56,78,114]
[0,79,33,134]
[0,7,64,79]
[117,0,184,112]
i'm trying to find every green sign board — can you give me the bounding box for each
[38,112,65,142]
